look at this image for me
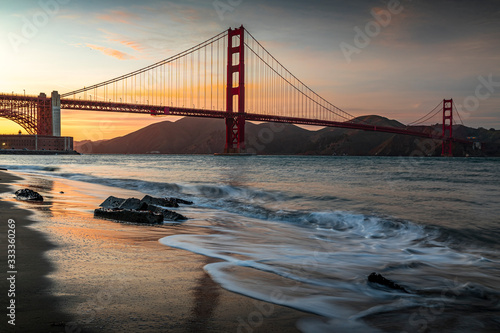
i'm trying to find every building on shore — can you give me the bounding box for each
[0,134,73,152]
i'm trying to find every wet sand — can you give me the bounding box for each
[0,171,70,332]
[0,170,313,332]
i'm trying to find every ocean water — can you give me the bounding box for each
[2,155,500,332]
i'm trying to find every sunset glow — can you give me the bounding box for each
[1,0,499,140]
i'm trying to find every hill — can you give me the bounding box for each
[74,116,500,156]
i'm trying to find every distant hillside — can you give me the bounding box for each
[74,116,500,156]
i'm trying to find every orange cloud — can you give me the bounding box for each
[113,39,145,52]
[96,28,146,54]
[96,10,139,25]
[85,44,136,60]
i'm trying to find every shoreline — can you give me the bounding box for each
[0,170,313,332]
[0,150,79,155]
[0,171,71,332]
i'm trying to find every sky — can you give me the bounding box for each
[1,0,499,140]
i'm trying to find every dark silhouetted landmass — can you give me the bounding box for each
[74,116,500,156]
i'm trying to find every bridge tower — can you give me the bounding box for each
[36,93,52,135]
[35,91,61,136]
[224,26,245,154]
[441,99,453,157]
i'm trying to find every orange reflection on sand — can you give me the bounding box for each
[46,180,101,217]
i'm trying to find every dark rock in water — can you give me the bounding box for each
[140,195,179,208]
[15,189,43,201]
[145,204,187,221]
[96,195,189,224]
[94,208,163,224]
[368,272,409,293]
[99,196,126,209]
[119,198,147,210]
[167,197,194,205]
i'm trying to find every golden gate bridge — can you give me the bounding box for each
[0,26,467,156]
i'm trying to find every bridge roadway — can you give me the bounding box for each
[0,93,469,144]
[60,98,464,142]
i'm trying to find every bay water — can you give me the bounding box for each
[2,155,499,332]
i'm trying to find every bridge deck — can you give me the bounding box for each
[60,98,452,141]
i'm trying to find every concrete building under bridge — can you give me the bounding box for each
[0,134,73,152]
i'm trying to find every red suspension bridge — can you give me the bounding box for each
[0,26,468,156]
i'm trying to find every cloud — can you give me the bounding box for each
[115,40,144,52]
[96,9,140,24]
[85,44,136,60]
[97,29,146,53]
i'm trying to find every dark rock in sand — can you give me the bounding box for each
[99,196,126,209]
[140,195,179,208]
[145,204,188,221]
[163,210,187,221]
[15,188,44,201]
[100,195,193,209]
[368,272,409,293]
[94,208,164,224]
[119,198,148,210]
[97,195,190,223]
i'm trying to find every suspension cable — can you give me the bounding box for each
[407,101,442,126]
[61,30,227,98]
[453,102,464,126]
[244,29,355,122]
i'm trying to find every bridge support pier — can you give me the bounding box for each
[224,26,245,154]
[441,99,453,157]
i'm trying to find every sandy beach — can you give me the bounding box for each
[1,171,71,332]
[0,170,313,332]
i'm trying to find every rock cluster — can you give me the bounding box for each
[14,189,44,201]
[94,195,192,224]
